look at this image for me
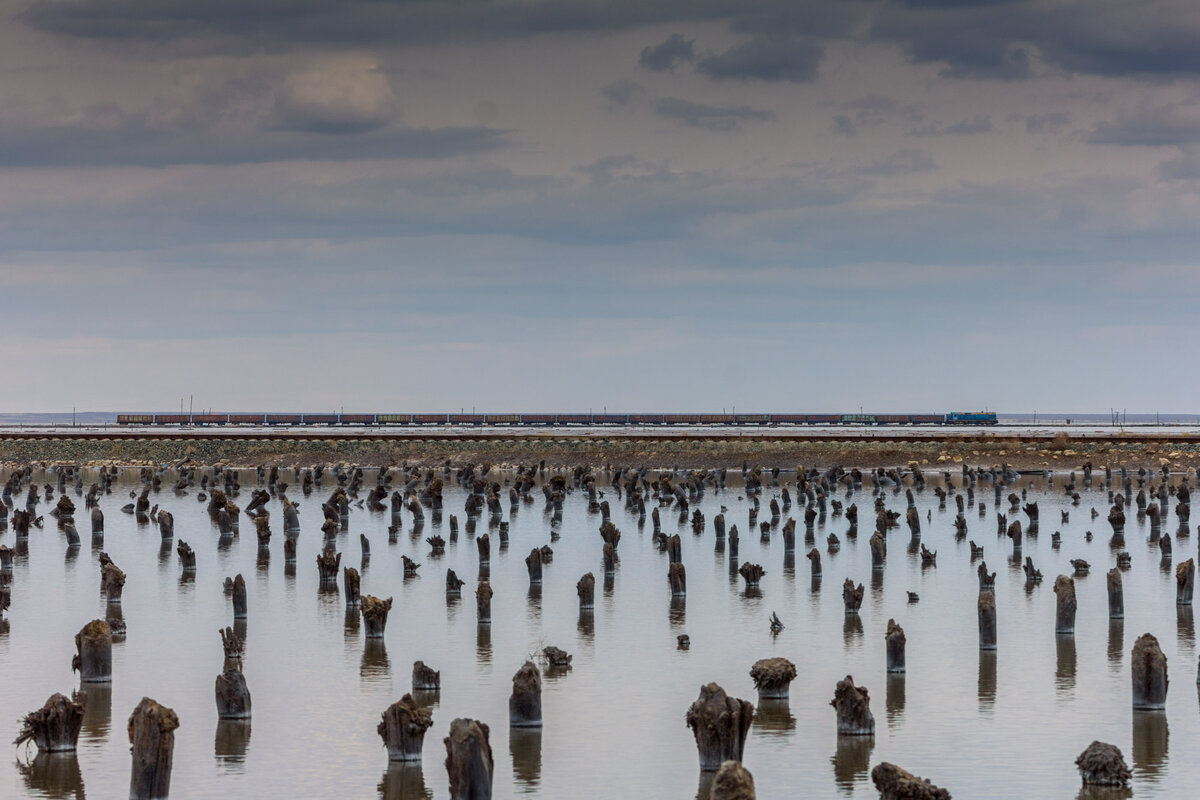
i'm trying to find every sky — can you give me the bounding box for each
[3,0,1200,413]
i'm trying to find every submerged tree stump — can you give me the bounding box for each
[101,563,125,604]
[444,717,493,800]
[127,697,178,800]
[13,693,86,753]
[1054,575,1077,634]
[807,548,821,578]
[709,760,756,800]
[215,627,251,719]
[885,619,906,672]
[830,675,874,736]
[978,590,997,650]
[525,549,543,585]
[447,569,465,596]
[738,563,765,589]
[669,562,687,597]
[413,661,441,691]
[476,582,493,624]
[1177,558,1195,605]
[870,762,951,800]
[73,620,112,683]
[344,567,361,606]
[360,595,394,639]
[316,548,342,583]
[577,572,595,611]
[842,579,864,614]
[1131,633,1168,709]
[685,683,753,771]
[1075,740,1131,787]
[749,658,796,700]
[176,541,196,571]
[378,694,434,762]
[1107,569,1124,619]
[231,574,247,619]
[509,661,543,727]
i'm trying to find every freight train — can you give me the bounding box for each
[116,411,998,426]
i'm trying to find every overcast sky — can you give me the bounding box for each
[3,0,1200,413]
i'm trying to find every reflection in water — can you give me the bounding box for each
[378,762,432,800]
[978,650,997,712]
[602,572,615,596]
[831,735,874,794]
[870,570,884,610]
[476,623,492,665]
[345,606,361,639]
[526,584,542,621]
[577,611,594,643]
[1108,619,1124,673]
[753,698,796,737]
[158,539,172,564]
[361,639,391,683]
[17,752,85,800]
[256,548,270,574]
[79,684,112,740]
[669,596,686,628]
[284,561,296,579]
[233,619,248,649]
[1131,711,1168,780]
[510,726,542,792]
[65,544,80,565]
[1177,605,1194,650]
[885,674,906,725]
[214,719,252,769]
[843,614,863,648]
[783,551,795,578]
[0,616,9,638]
[1076,786,1133,800]
[1055,634,1076,696]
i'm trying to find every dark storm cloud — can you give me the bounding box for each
[908,115,993,136]
[1088,104,1200,146]
[638,33,694,72]
[652,97,775,131]
[696,35,824,83]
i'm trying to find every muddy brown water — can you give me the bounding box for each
[1,469,1197,799]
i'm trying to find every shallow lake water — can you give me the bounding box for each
[1,466,1197,799]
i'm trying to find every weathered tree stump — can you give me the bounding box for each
[378,694,434,762]
[709,760,756,800]
[842,579,864,614]
[509,661,543,727]
[978,590,997,650]
[1177,558,1195,605]
[91,507,104,535]
[577,572,595,611]
[749,658,796,700]
[669,562,687,597]
[1075,740,1131,787]
[602,542,617,574]
[476,581,493,624]
[230,574,247,619]
[870,762,951,800]
[14,693,86,753]
[738,562,764,589]
[215,668,251,720]
[176,541,195,572]
[807,548,821,578]
[477,534,490,565]
[361,595,393,638]
[447,569,465,596]
[1108,568,1124,619]
[344,567,361,606]
[525,549,543,584]
[1131,633,1168,709]
[685,683,754,771]
[316,548,341,583]
[869,531,886,568]
[1054,575,1077,634]
[127,697,178,800]
[73,620,112,683]
[413,661,441,691]
[885,619,906,673]
[830,675,874,736]
[101,563,125,604]
[283,537,297,563]
[444,718,493,800]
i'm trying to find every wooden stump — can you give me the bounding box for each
[1108,569,1124,619]
[316,548,341,583]
[978,590,997,651]
[842,579,864,614]
[361,595,394,639]
[476,582,492,624]
[525,549,543,585]
[749,658,796,700]
[231,574,247,619]
[1131,633,1168,709]
[1177,559,1195,605]
[447,569,465,596]
[176,541,196,571]
[830,675,874,736]
[669,562,687,597]
[101,563,125,604]
[576,572,595,611]
[127,697,178,800]
[378,694,434,762]
[807,548,821,578]
[685,683,753,771]
[344,567,361,606]
[444,718,493,800]
[870,762,951,799]
[1076,740,1131,787]
[72,620,112,683]
[885,619,906,673]
[709,760,755,800]
[1054,575,1076,634]
[215,670,252,720]
[509,660,543,727]
[738,563,765,589]
[14,693,85,753]
[412,661,441,691]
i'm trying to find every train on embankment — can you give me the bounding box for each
[116,411,998,426]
